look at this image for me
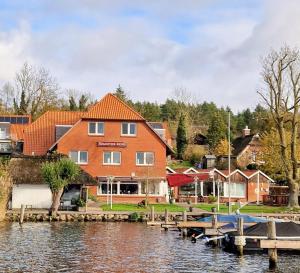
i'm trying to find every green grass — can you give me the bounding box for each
[100,203,186,212]
[168,160,193,169]
[193,203,288,214]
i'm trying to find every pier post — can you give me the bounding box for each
[182,210,188,237]
[19,204,25,225]
[267,220,277,269]
[236,217,245,255]
[164,209,169,231]
[211,207,217,229]
[164,209,169,223]
[151,206,155,222]
[211,207,218,246]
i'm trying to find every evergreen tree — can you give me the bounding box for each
[161,99,180,121]
[207,112,227,151]
[69,96,77,111]
[114,84,128,102]
[78,94,88,111]
[14,90,29,114]
[176,114,188,159]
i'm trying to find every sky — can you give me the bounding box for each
[0,0,300,111]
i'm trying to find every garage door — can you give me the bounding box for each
[12,184,52,209]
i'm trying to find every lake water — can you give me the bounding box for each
[0,222,299,273]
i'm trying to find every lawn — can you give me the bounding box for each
[168,160,193,170]
[100,203,186,212]
[193,203,288,214]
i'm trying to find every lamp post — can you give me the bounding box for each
[256,171,260,205]
[106,178,109,205]
[217,179,221,212]
[194,176,199,204]
[107,176,115,210]
[228,111,232,215]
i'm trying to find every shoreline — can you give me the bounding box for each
[4,209,300,223]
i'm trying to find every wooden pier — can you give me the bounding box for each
[146,206,300,269]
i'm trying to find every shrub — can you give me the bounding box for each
[75,198,86,207]
[183,145,207,164]
[208,195,217,203]
[129,212,139,222]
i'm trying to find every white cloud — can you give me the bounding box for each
[0,21,32,82]
[1,0,300,111]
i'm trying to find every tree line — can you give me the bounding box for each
[0,63,272,142]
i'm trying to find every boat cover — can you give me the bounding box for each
[233,222,300,237]
[197,214,268,224]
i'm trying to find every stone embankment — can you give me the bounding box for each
[6,210,192,222]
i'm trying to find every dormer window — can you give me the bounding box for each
[88,122,104,135]
[121,122,136,136]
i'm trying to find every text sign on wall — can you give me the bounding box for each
[96,142,127,148]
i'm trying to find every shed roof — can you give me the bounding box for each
[9,156,97,185]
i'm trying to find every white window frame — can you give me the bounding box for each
[121,122,137,136]
[103,151,121,165]
[97,181,139,195]
[119,182,139,195]
[88,122,104,135]
[69,151,88,165]
[136,152,154,166]
[223,182,246,198]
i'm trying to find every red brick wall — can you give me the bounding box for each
[57,120,167,178]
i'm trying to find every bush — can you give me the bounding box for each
[129,212,139,222]
[75,198,86,207]
[208,195,217,203]
[183,145,207,164]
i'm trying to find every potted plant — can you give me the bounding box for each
[75,198,86,211]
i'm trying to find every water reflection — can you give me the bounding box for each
[0,222,298,272]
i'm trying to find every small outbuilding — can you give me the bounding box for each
[9,156,97,209]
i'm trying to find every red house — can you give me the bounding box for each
[23,93,173,203]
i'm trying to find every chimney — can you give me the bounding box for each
[242,125,251,137]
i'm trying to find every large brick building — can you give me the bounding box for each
[23,93,172,203]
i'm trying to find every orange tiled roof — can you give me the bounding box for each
[83,93,145,120]
[23,111,83,155]
[23,93,149,155]
[10,124,28,141]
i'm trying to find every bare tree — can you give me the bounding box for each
[0,82,15,112]
[13,63,59,118]
[258,46,300,208]
[172,87,199,141]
